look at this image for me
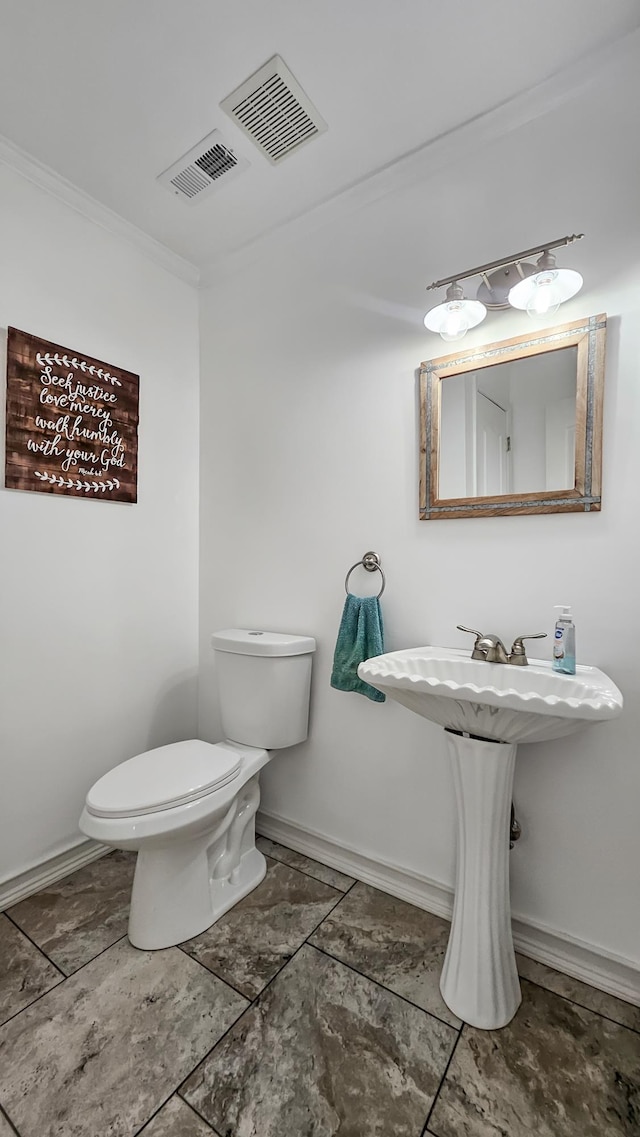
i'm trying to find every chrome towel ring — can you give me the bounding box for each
[344,551,385,598]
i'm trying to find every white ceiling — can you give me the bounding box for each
[1,0,639,274]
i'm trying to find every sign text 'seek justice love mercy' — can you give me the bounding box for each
[5,328,139,503]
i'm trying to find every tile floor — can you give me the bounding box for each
[0,837,638,1136]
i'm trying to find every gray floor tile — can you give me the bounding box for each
[180,856,341,998]
[0,914,62,1025]
[139,1096,218,1135]
[309,880,460,1027]
[182,943,457,1137]
[517,953,640,1032]
[8,850,135,974]
[429,978,640,1137]
[256,835,355,891]
[0,1109,17,1136]
[0,938,247,1137]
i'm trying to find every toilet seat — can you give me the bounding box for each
[85,740,242,819]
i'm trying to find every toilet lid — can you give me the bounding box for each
[85,740,242,818]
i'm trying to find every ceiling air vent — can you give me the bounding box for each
[220,55,327,165]
[157,129,249,204]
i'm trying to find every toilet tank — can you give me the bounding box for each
[211,629,316,749]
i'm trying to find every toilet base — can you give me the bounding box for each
[127,774,266,950]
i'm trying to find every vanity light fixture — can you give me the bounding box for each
[507,250,583,317]
[423,282,487,342]
[424,234,584,341]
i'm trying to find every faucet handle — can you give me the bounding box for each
[509,632,547,665]
[457,625,484,642]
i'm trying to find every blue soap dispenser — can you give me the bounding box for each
[553,605,576,675]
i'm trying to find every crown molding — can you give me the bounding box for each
[200,26,640,289]
[0,134,200,287]
[1,26,637,294]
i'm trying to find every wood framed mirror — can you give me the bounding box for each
[419,313,606,520]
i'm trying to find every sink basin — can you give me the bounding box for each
[358,644,623,1030]
[358,646,622,743]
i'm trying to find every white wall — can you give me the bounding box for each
[199,53,640,966]
[0,164,200,881]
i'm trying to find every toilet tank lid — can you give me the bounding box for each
[212,629,316,656]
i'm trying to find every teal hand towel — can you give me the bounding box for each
[330,594,386,702]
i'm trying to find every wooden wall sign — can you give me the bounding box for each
[4,328,139,503]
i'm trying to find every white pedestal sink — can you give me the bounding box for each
[358,647,623,1029]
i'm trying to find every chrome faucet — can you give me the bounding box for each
[457,626,547,666]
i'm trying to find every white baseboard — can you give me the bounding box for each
[257,810,640,1009]
[0,839,110,911]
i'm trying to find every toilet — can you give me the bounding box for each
[79,629,315,950]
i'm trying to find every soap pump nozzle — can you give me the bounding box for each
[554,605,573,621]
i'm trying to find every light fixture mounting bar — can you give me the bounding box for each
[426,234,584,291]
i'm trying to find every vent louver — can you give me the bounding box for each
[221,55,327,164]
[157,130,249,204]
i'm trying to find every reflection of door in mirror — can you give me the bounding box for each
[437,346,577,500]
[439,375,511,498]
[475,392,511,496]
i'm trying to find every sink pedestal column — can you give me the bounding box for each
[440,731,521,1029]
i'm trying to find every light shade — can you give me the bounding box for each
[424,283,486,342]
[508,252,583,315]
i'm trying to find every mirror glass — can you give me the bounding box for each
[419,314,606,521]
[438,347,577,499]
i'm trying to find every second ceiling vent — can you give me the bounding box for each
[157,129,249,204]
[221,55,327,165]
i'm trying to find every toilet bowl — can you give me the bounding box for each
[79,629,315,949]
